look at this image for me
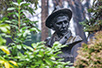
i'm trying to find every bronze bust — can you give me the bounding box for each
[45,6,82,63]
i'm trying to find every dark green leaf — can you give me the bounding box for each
[17,0,22,4]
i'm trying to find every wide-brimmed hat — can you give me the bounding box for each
[45,6,72,29]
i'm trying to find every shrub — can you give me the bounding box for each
[74,31,102,68]
[13,42,74,68]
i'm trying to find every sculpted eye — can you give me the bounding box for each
[64,21,68,23]
[57,22,61,25]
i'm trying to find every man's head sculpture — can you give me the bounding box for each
[45,6,72,35]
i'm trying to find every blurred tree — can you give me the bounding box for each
[0,0,38,19]
[41,0,48,41]
[74,1,102,67]
[52,0,63,7]
[80,0,102,36]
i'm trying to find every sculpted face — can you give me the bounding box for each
[52,15,69,35]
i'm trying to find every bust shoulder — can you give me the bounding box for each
[66,35,82,45]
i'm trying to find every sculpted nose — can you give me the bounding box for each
[62,22,65,27]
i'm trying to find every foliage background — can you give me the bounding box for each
[74,0,102,68]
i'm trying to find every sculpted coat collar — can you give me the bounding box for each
[47,30,71,47]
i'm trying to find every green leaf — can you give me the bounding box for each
[45,59,53,65]
[26,46,33,51]
[17,33,22,37]
[69,67,75,68]
[57,65,63,68]
[0,36,6,45]
[21,27,29,30]
[39,64,46,68]
[88,8,93,12]
[27,7,35,15]
[15,13,19,17]
[0,20,3,24]
[17,45,22,49]
[0,24,10,33]
[20,1,26,6]
[52,42,61,49]
[9,61,18,66]
[17,0,22,4]
[12,2,19,6]
[23,30,30,37]
[30,28,37,32]
[0,46,10,55]
[7,7,15,11]
[17,52,24,59]
[37,54,42,57]
[5,20,12,23]
[34,0,38,10]
[0,27,7,33]
[4,61,10,68]
[50,57,55,60]
[38,50,44,57]
[20,9,27,13]
[33,50,39,55]
[3,35,11,38]
[20,1,30,6]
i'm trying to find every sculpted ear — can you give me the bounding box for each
[50,22,55,30]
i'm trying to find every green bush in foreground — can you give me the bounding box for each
[0,41,75,68]
[14,42,74,68]
[74,31,102,68]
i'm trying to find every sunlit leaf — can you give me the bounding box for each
[0,36,6,45]
[30,28,37,32]
[0,46,10,55]
[5,20,12,23]
[9,60,18,66]
[17,45,22,49]
[0,60,4,63]
[23,30,30,37]
[0,24,10,33]
[12,2,19,6]
[7,7,15,11]
[4,62,10,68]
[20,1,26,5]
[26,46,33,51]
[0,20,3,24]
[50,56,55,60]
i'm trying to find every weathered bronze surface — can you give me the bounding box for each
[45,6,82,63]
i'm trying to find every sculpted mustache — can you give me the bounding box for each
[60,28,67,31]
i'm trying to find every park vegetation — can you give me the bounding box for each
[74,0,102,68]
[0,0,102,68]
[74,31,102,68]
[0,0,74,68]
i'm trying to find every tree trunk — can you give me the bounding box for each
[41,0,48,41]
[52,0,63,7]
